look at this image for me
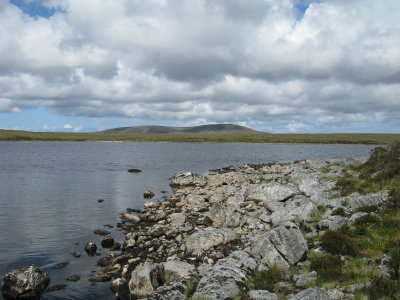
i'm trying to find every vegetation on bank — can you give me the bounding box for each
[0,129,399,144]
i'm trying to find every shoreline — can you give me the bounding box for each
[92,152,393,299]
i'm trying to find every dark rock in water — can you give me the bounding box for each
[109,242,121,251]
[104,224,114,228]
[101,236,115,248]
[66,275,80,282]
[85,242,97,255]
[46,284,67,292]
[88,273,112,282]
[2,265,50,299]
[143,190,155,199]
[71,252,81,258]
[52,262,69,270]
[161,190,169,194]
[94,229,111,236]
[126,208,142,214]
[128,168,142,173]
[97,256,114,267]
[98,199,104,203]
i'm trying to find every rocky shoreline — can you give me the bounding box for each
[2,154,394,299]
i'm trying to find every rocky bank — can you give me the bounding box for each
[2,155,394,299]
[102,155,391,300]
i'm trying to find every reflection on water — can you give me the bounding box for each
[0,142,375,299]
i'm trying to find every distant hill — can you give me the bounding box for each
[100,124,261,134]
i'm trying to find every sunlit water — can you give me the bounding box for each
[0,142,375,299]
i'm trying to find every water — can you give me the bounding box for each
[0,142,375,299]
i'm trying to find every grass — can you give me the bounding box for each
[247,265,286,292]
[0,129,400,144]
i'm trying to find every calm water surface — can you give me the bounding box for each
[0,142,375,299]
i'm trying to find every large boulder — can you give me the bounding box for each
[270,198,318,225]
[289,288,331,300]
[2,265,50,299]
[269,222,308,265]
[128,262,164,299]
[192,251,257,300]
[333,191,389,211]
[186,228,237,255]
[162,260,196,285]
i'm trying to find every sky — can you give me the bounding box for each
[0,0,399,133]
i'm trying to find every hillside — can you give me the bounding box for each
[100,124,260,134]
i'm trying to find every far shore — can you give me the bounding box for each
[0,130,399,145]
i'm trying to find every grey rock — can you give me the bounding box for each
[247,182,297,203]
[169,213,186,227]
[250,234,290,269]
[2,265,50,299]
[66,275,80,282]
[334,191,389,211]
[293,274,316,288]
[186,228,237,255]
[248,290,278,300]
[348,212,368,224]
[192,251,257,300]
[270,198,318,225]
[129,262,164,299]
[327,289,345,300]
[289,288,331,300]
[162,260,196,285]
[122,213,141,224]
[269,222,308,265]
[170,172,207,189]
[317,216,348,231]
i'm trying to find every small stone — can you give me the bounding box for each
[128,168,142,173]
[46,284,67,292]
[52,262,69,270]
[122,213,141,224]
[144,190,155,199]
[94,229,111,236]
[101,236,115,248]
[98,199,104,203]
[66,275,80,282]
[71,252,81,258]
[85,242,97,255]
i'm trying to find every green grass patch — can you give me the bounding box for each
[310,254,344,282]
[320,230,359,257]
[249,265,286,292]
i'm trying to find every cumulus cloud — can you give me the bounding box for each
[0,0,400,132]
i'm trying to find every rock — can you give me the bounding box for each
[84,242,97,255]
[144,190,155,199]
[111,278,130,300]
[122,213,141,224]
[250,234,290,269]
[46,284,67,292]
[128,168,142,173]
[169,213,186,227]
[101,236,115,248]
[170,172,207,189]
[247,182,297,203]
[66,275,80,282]
[248,290,278,300]
[88,273,112,282]
[162,260,196,285]
[98,199,104,203]
[268,221,308,265]
[2,265,50,299]
[293,274,316,288]
[317,216,348,231]
[129,262,164,299]
[71,252,81,258]
[186,228,237,255]
[334,191,389,211]
[52,262,69,270]
[348,212,369,224]
[327,289,345,300]
[94,229,111,236]
[192,251,257,300]
[289,288,330,300]
[270,198,318,225]
[97,256,114,267]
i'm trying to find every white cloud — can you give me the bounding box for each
[1,0,400,132]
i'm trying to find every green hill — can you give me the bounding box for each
[100,124,260,134]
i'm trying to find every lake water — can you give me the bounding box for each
[0,142,375,299]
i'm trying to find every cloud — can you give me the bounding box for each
[1,0,400,132]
